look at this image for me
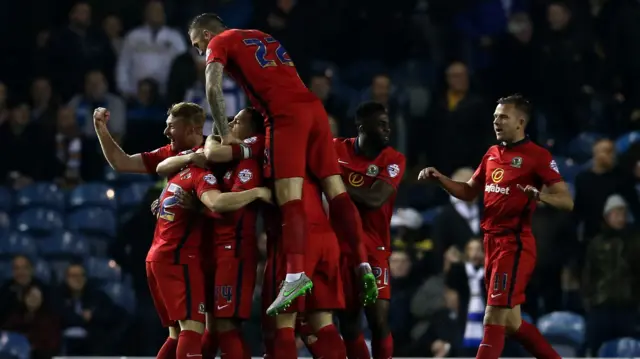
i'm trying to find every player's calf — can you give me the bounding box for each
[476,306,510,359]
[157,325,180,359]
[273,313,298,359]
[506,306,561,359]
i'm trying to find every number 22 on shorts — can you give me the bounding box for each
[243,37,294,68]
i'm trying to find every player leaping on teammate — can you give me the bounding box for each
[418,94,572,359]
[188,13,377,315]
[333,102,405,359]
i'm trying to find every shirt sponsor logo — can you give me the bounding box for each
[491,168,504,183]
[238,169,252,183]
[204,174,217,185]
[485,183,510,195]
[388,164,400,178]
[348,172,364,187]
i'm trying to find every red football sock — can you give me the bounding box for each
[157,337,178,359]
[177,330,203,359]
[476,325,506,359]
[344,334,371,359]
[511,321,561,359]
[274,327,298,359]
[329,193,368,264]
[217,329,244,359]
[280,199,307,274]
[372,334,393,359]
[313,325,347,359]
[201,329,217,359]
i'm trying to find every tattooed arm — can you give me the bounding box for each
[205,62,231,137]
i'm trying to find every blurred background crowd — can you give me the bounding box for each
[0,0,640,358]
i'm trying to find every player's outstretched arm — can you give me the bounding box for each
[156,151,208,177]
[205,62,233,141]
[93,107,147,173]
[521,182,574,211]
[418,167,481,201]
[200,187,271,213]
[347,180,395,209]
[203,135,234,163]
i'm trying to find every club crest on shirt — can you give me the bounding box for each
[238,169,252,183]
[511,157,523,168]
[550,160,560,173]
[388,164,400,178]
[348,173,364,187]
[366,164,379,177]
[204,174,217,185]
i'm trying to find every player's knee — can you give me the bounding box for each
[274,177,303,203]
[168,325,180,339]
[274,312,297,329]
[304,334,318,346]
[483,306,510,326]
[215,318,240,333]
[179,319,205,334]
[307,311,334,332]
[505,305,523,334]
[321,175,346,199]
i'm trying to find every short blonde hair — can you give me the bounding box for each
[167,102,206,127]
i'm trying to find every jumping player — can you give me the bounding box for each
[156,107,267,359]
[262,177,347,359]
[334,102,405,359]
[187,13,377,314]
[418,94,573,359]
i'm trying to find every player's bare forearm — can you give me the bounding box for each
[207,188,262,212]
[156,154,193,177]
[539,191,574,211]
[438,176,480,202]
[347,181,393,209]
[204,135,233,163]
[94,123,146,173]
[205,62,230,137]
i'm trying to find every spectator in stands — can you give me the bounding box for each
[116,1,186,98]
[126,78,164,119]
[0,103,58,188]
[574,138,640,239]
[102,15,124,56]
[416,61,491,175]
[445,238,484,356]
[58,263,121,355]
[53,107,84,187]
[368,74,407,154]
[68,70,126,141]
[29,77,58,129]
[1,285,61,359]
[308,72,349,133]
[0,81,8,126]
[48,2,116,101]
[0,256,49,324]
[431,167,481,271]
[583,194,640,355]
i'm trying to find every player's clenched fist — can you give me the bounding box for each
[93,107,110,126]
[418,167,442,181]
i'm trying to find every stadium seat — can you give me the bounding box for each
[85,236,113,257]
[522,312,534,324]
[0,331,31,359]
[102,282,136,313]
[0,187,12,212]
[599,337,640,357]
[15,208,64,236]
[39,231,89,260]
[0,233,37,258]
[15,182,65,211]
[537,311,585,356]
[568,132,603,162]
[0,213,10,234]
[118,182,154,210]
[84,257,122,283]
[615,131,640,154]
[104,166,154,185]
[67,207,117,238]
[68,183,117,209]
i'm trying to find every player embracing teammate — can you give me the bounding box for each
[419,94,573,359]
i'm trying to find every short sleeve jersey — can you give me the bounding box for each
[141,144,178,173]
[333,138,406,253]
[213,135,265,259]
[472,139,563,234]
[147,165,220,264]
[206,29,316,118]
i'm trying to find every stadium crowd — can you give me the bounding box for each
[0,0,639,357]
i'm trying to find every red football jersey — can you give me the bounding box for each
[333,138,406,253]
[213,135,265,259]
[206,29,316,117]
[141,144,179,173]
[472,139,563,234]
[147,165,220,264]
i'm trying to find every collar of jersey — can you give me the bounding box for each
[499,136,530,148]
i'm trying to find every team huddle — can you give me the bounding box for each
[93,12,575,359]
